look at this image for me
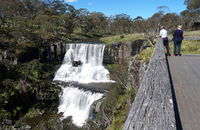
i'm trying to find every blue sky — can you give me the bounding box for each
[65,0,186,19]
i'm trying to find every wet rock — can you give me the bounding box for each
[72,60,82,67]
[90,98,104,120]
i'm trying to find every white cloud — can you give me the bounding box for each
[88,2,93,6]
[65,0,77,2]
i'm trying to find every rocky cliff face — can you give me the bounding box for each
[39,39,147,65]
[103,39,149,90]
[38,42,66,62]
[103,39,146,64]
[0,42,66,64]
[0,40,146,65]
[127,57,147,90]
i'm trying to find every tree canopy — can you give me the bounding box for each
[185,0,200,10]
[0,0,199,46]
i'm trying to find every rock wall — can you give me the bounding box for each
[103,39,148,90]
[0,39,146,65]
[103,39,146,64]
[127,57,147,90]
[38,42,66,62]
[0,42,66,64]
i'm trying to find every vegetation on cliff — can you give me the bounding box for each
[0,60,61,128]
[137,46,155,63]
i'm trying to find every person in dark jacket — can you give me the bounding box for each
[173,25,184,56]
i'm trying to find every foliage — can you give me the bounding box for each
[17,59,43,82]
[23,108,44,118]
[106,88,135,130]
[185,0,200,10]
[0,60,61,123]
[0,0,199,46]
[100,34,145,44]
[137,46,155,63]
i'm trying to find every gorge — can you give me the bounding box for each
[0,39,148,130]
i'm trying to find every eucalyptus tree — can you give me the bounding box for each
[87,12,108,34]
[110,14,132,35]
[185,0,200,10]
[0,0,22,42]
[132,16,144,33]
[160,13,181,33]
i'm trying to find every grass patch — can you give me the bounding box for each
[100,34,145,44]
[184,30,200,37]
[137,46,155,63]
[169,40,200,54]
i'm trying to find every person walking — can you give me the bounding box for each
[173,25,184,56]
[159,26,170,56]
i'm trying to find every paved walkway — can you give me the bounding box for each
[168,55,200,130]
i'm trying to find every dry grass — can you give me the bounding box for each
[168,40,200,54]
[100,34,145,44]
[137,46,155,63]
[184,30,200,37]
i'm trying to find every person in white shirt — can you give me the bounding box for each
[159,26,170,56]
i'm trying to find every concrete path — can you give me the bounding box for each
[168,55,200,130]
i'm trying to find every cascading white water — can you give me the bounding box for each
[54,43,112,127]
[58,87,103,127]
[54,44,111,83]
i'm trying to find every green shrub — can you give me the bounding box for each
[137,46,154,63]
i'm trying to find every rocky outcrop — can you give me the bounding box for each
[103,39,146,64]
[38,42,66,62]
[103,39,149,91]
[0,42,66,64]
[127,57,147,90]
[123,39,176,130]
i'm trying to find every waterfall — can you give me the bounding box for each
[54,44,111,83]
[58,86,103,127]
[54,43,112,127]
